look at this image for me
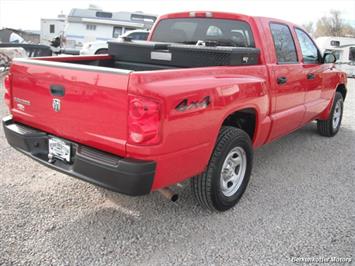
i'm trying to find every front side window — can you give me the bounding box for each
[295,29,319,63]
[270,23,298,63]
[151,18,255,47]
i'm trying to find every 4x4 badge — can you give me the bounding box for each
[52,98,61,112]
[176,96,210,112]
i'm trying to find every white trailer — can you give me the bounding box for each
[316,36,355,78]
[40,15,66,45]
[333,45,355,78]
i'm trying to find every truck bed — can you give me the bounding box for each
[33,54,178,72]
[9,49,266,160]
[33,40,260,72]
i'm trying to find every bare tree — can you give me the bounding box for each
[313,10,355,37]
[302,22,314,35]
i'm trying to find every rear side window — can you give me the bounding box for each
[270,23,298,63]
[295,29,319,63]
[151,18,255,47]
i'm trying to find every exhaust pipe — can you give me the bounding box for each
[158,187,178,202]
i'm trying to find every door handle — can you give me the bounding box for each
[50,84,65,97]
[277,76,288,85]
[307,73,315,80]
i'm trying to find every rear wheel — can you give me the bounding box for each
[191,127,253,211]
[317,92,344,137]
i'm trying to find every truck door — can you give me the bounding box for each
[294,28,327,123]
[267,22,306,141]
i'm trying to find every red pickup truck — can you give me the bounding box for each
[2,12,347,211]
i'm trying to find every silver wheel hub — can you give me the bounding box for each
[332,100,341,130]
[220,147,247,197]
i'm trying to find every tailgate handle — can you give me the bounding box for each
[50,85,65,97]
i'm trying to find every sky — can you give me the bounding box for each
[0,0,355,31]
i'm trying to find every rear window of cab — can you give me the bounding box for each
[151,18,255,48]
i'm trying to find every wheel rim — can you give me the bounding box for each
[220,147,247,197]
[332,100,342,130]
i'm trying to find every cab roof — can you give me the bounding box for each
[157,11,301,29]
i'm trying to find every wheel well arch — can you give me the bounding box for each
[336,84,347,100]
[222,108,258,141]
[95,48,108,54]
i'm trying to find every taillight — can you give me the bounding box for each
[3,73,12,108]
[128,95,161,145]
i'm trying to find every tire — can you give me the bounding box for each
[191,127,253,211]
[95,49,108,55]
[317,92,344,137]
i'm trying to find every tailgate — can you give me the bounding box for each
[9,59,131,157]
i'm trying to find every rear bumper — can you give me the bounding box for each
[2,116,156,196]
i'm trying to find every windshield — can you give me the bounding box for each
[151,18,255,47]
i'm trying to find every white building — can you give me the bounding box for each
[40,13,66,45]
[63,6,157,48]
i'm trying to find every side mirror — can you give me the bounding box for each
[323,53,336,64]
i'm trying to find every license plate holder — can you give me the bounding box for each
[48,137,71,163]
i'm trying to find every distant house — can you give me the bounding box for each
[63,7,157,48]
[40,13,66,45]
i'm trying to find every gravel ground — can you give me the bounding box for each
[0,77,354,266]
